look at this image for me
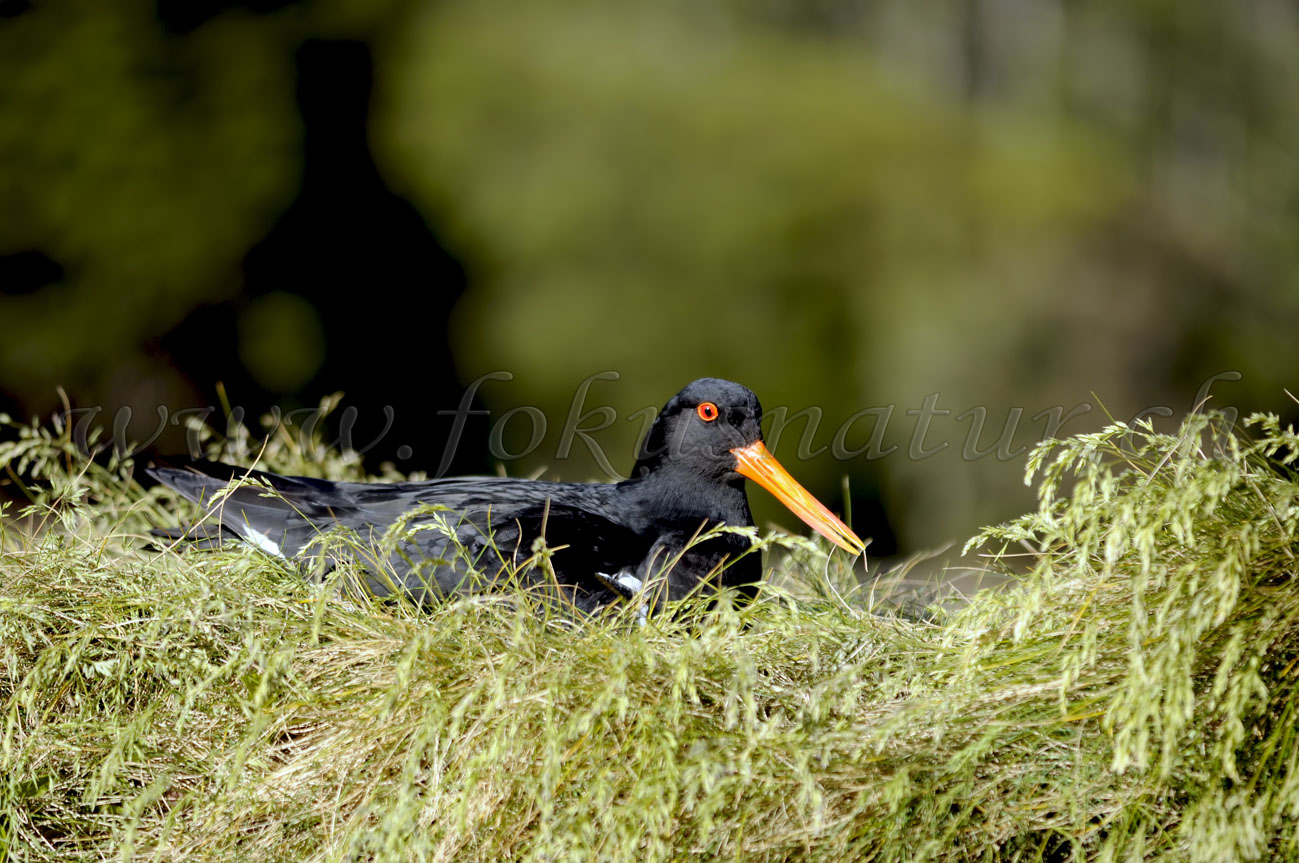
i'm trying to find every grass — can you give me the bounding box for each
[1,407,1298,862]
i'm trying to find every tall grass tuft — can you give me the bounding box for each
[1,408,1297,861]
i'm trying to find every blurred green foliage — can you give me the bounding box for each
[0,0,300,402]
[3,0,1299,551]
[238,291,327,391]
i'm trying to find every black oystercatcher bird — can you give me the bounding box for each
[151,379,865,614]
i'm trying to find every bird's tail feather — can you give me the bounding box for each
[148,462,315,559]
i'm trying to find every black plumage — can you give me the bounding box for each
[151,379,865,614]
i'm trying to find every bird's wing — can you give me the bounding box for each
[149,464,646,609]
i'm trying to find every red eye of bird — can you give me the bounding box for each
[697,402,719,422]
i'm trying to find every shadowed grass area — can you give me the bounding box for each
[1,410,1298,862]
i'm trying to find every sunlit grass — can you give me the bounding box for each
[2,409,1298,861]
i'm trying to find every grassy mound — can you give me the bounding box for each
[1,410,1297,862]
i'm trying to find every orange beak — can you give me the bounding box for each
[730,440,867,555]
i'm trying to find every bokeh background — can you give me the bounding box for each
[3,0,1298,559]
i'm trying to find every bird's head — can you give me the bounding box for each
[633,378,866,555]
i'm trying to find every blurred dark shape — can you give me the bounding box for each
[155,0,300,34]
[848,486,897,559]
[0,250,62,296]
[162,39,484,473]
[0,0,32,19]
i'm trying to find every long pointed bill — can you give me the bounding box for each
[730,440,867,555]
